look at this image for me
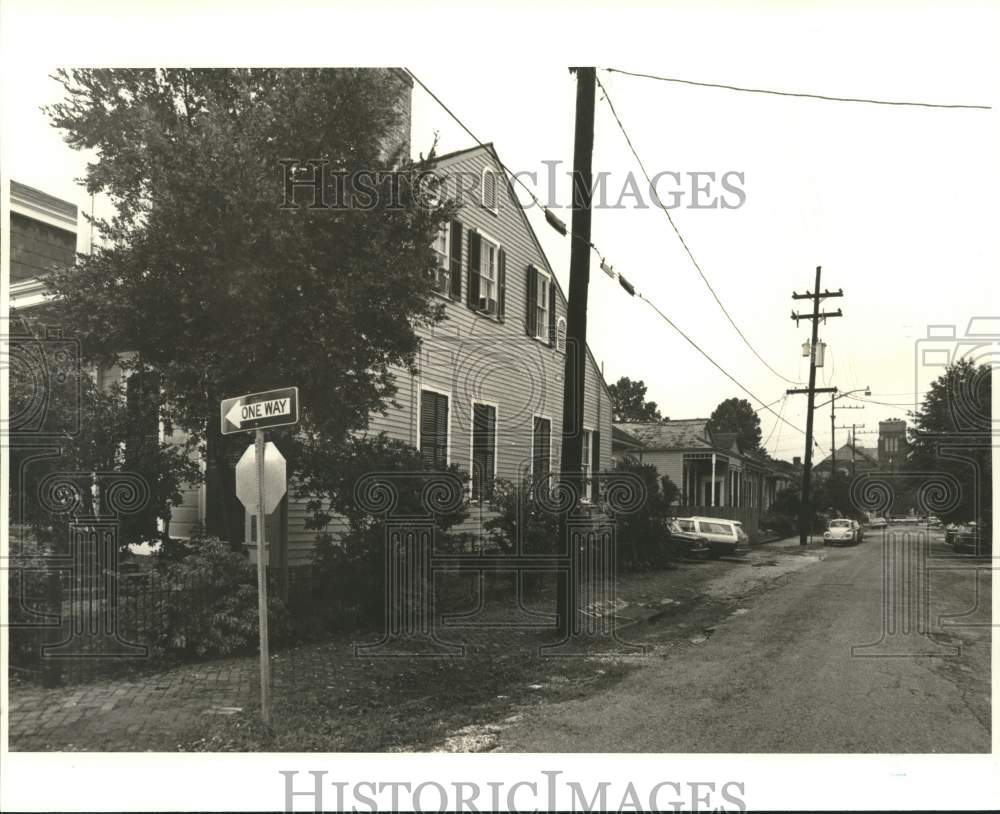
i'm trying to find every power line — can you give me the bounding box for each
[603,67,992,111]
[408,68,612,264]
[409,68,823,453]
[638,293,825,453]
[761,395,787,448]
[753,395,786,413]
[595,72,802,386]
[847,394,917,408]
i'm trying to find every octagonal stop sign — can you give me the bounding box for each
[235,441,287,515]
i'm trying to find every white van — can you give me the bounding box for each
[676,516,750,559]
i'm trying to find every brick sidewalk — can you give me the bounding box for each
[8,657,260,750]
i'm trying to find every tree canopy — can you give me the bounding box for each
[609,376,663,423]
[39,68,453,542]
[906,358,992,525]
[707,397,762,452]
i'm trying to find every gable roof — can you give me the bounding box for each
[430,142,613,402]
[814,443,879,468]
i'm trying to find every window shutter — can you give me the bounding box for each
[556,317,567,352]
[525,266,537,337]
[420,390,448,468]
[449,220,463,300]
[591,431,601,501]
[466,230,481,310]
[497,247,507,321]
[548,282,557,346]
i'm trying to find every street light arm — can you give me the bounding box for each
[814,386,871,410]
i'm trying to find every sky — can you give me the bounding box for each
[3,1,998,463]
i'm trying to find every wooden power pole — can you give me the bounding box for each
[557,67,596,637]
[787,266,842,545]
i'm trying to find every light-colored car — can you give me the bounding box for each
[868,516,888,529]
[677,516,750,559]
[824,518,861,546]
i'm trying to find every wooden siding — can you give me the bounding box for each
[162,145,613,562]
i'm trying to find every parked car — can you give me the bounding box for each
[823,518,861,546]
[868,517,888,530]
[951,522,991,556]
[666,519,711,560]
[945,524,961,546]
[677,516,750,559]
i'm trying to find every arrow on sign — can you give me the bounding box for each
[226,397,291,429]
[221,387,299,435]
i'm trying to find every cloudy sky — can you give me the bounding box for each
[4,1,997,461]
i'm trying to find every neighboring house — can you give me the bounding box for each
[611,425,644,462]
[613,418,788,513]
[812,442,879,478]
[9,181,78,310]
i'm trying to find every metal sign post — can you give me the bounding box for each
[223,386,298,728]
[254,428,271,727]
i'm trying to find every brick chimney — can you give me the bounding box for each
[382,68,413,163]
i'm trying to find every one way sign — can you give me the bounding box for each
[221,387,299,435]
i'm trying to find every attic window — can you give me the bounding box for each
[481,168,498,212]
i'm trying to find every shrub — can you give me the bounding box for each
[6,532,52,671]
[146,535,290,659]
[761,511,796,538]
[609,458,673,569]
[305,434,469,627]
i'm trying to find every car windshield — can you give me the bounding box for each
[830,520,852,528]
[700,521,733,535]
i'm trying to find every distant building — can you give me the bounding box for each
[812,442,879,478]
[878,419,907,470]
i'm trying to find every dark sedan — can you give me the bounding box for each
[666,519,711,560]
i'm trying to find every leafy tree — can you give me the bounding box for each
[609,376,663,423]
[906,359,992,526]
[609,458,675,567]
[707,397,762,452]
[42,69,452,544]
[9,317,200,551]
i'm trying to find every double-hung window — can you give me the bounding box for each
[480,236,498,309]
[532,417,551,483]
[535,275,549,341]
[431,225,451,295]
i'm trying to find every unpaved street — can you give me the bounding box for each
[485,531,991,753]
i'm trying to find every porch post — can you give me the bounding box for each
[710,453,716,507]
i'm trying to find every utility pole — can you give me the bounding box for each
[837,423,865,478]
[787,266,842,545]
[831,402,863,475]
[557,66,595,638]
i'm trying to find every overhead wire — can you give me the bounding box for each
[603,67,992,111]
[409,67,825,454]
[595,71,802,386]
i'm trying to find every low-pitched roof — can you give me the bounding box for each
[614,419,712,450]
